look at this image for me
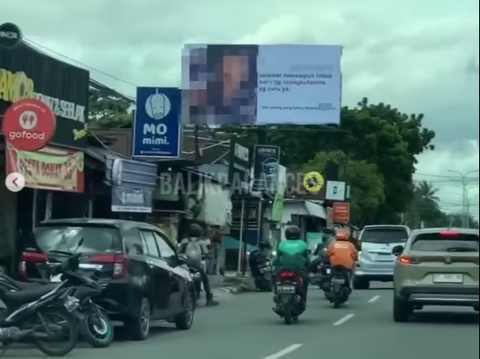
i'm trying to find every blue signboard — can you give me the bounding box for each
[132,87,181,158]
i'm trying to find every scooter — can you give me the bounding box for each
[329,265,351,308]
[254,260,273,292]
[273,271,305,325]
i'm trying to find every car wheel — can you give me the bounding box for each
[393,295,412,323]
[353,277,369,290]
[127,297,151,341]
[175,291,195,330]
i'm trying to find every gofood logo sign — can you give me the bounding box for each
[2,98,56,151]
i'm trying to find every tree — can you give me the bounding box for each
[88,82,134,129]
[302,151,385,225]
[405,181,442,228]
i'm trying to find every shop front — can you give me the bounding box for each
[0,38,89,273]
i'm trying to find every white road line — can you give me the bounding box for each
[333,313,355,326]
[368,295,381,303]
[262,344,303,359]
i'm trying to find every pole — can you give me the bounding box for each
[448,169,479,228]
[237,197,245,274]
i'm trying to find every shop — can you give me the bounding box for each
[0,40,89,272]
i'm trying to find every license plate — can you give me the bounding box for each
[277,285,296,294]
[433,273,463,284]
[326,268,331,274]
[260,267,271,273]
[50,274,62,282]
[64,296,79,313]
[331,277,345,284]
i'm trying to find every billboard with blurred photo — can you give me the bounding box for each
[182,44,342,126]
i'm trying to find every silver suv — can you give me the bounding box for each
[392,228,479,322]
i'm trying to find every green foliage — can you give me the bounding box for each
[302,151,385,225]
[88,88,134,129]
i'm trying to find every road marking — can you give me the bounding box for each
[262,344,303,359]
[333,313,355,326]
[368,295,381,303]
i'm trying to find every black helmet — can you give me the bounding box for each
[285,226,301,240]
[189,224,203,237]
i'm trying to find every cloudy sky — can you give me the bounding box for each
[3,0,479,216]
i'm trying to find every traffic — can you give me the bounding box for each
[0,221,476,358]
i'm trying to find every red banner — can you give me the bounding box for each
[332,202,350,224]
[6,144,84,192]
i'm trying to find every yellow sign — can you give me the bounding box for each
[0,69,34,103]
[303,171,324,193]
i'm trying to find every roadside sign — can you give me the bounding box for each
[332,202,350,223]
[0,22,22,49]
[2,98,56,151]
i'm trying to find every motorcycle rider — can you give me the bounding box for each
[179,224,219,306]
[248,240,272,277]
[273,226,311,304]
[326,229,358,289]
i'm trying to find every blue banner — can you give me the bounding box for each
[132,87,181,158]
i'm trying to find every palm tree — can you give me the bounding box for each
[415,181,440,208]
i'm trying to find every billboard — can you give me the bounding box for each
[182,44,342,126]
[132,87,181,158]
[252,145,280,194]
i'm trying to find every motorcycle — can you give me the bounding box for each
[36,249,113,348]
[273,271,305,325]
[318,263,332,298]
[329,265,351,308]
[0,272,80,356]
[2,244,113,348]
[254,260,273,292]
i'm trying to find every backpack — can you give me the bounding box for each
[183,238,203,266]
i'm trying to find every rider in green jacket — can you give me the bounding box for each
[274,226,311,302]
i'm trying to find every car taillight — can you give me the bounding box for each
[440,231,459,238]
[398,256,419,265]
[90,254,129,279]
[19,252,48,279]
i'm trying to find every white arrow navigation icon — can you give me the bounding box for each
[5,172,25,192]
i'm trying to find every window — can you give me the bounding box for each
[35,226,122,254]
[140,231,160,257]
[411,233,479,252]
[153,232,176,260]
[124,228,145,256]
[361,228,409,244]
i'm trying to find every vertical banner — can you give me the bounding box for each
[271,165,286,221]
[252,145,280,194]
[332,202,350,223]
[132,87,181,158]
[182,44,342,126]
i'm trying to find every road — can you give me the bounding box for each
[7,284,479,358]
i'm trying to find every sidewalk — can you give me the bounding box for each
[209,273,255,294]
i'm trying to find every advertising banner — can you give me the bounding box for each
[132,87,181,158]
[5,144,84,192]
[228,139,250,194]
[271,165,286,221]
[182,44,342,126]
[0,45,89,150]
[252,145,280,194]
[111,186,152,213]
[332,202,350,223]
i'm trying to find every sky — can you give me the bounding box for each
[2,0,479,217]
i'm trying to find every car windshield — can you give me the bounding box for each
[360,228,408,244]
[411,233,479,252]
[35,226,122,254]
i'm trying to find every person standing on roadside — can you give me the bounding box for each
[179,224,219,306]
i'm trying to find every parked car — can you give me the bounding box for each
[354,225,410,289]
[18,218,196,340]
[392,228,479,322]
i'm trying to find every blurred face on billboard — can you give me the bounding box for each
[223,55,249,105]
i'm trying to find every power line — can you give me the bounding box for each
[23,38,137,88]
[414,172,480,179]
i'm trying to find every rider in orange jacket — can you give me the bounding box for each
[327,229,358,287]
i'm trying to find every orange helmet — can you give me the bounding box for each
[335,229,349,241]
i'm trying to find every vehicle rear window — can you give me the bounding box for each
[360,228,408,244]
[35,226,122,254]
[411,233,479,252]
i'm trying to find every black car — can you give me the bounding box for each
[19,218,195,341]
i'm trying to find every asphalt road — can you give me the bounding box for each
[6,284,479,358]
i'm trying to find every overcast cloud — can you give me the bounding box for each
[3,0,479,216]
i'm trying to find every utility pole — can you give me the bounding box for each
[447,169,479,228]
